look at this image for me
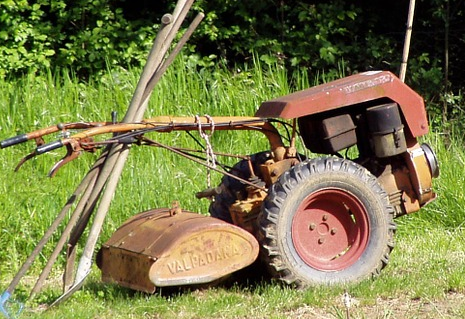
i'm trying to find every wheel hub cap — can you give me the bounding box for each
[291,189,369,271]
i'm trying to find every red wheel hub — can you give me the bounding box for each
[291,189,369,271]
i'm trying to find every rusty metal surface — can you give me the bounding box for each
[260,158,297,186]
[229,178,268,235]
[366,103,407,157]
[99,247,157,293]
[97,208,259,292]
[376,143,435,217]
[255,71,428,137]
[377,164,421,216]
[15,116,288,174]
[404,144,436,205]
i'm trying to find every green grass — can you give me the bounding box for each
[7,228,465,318]
[1,59,465,318]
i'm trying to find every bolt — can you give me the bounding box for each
[322,214,328,221]
[318,238,325,244]
[330,228,337,235]
[309,223,316,231]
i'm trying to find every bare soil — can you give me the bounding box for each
[283,291,465,319]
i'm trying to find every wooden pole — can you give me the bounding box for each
[0,163,99,300]
[53,0,198,305]
[140,12,205,111]
[1,0,201,310]
[399,0,416,82]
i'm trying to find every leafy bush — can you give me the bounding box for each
[189,0,399,76]
[0,0,401,79]
[1,0,462,122]
[0,0,55,77]
[0,0,158,77]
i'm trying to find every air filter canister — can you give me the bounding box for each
[366,103,407,157]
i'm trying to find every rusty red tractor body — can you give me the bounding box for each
[1,71,438,292]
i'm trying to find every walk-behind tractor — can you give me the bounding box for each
[0,1,438,316]
[1,70,438,296]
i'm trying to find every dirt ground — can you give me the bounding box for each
[283,291,465,319]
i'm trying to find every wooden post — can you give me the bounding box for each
[399,0,416,82]
[52,0,199,306]
[1,0,202,308]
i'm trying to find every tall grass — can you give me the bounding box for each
[0,57,464,318]
[400,130,465,230]
[0,58,305,273]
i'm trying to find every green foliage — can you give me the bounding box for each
[50,0,157,74]
[1,0,463,114]
[0,0,55,77]
[0,0,406,82]
[0,0,158,77]
[190,0,398,79]
[412,0,465,121]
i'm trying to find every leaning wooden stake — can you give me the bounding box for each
[399,0,416,82]
[0,0,201,315]
[53,0,200,306]
[29,158,102,299]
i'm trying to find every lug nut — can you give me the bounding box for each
[309,223,316,231]
[322,214,328,221]
[318,238,325,244]
[330,228,337,235]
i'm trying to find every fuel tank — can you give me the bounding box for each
[96,208,259,293]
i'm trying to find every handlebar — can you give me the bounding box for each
[36,141,64,155]
[0,134,28,149]
[0,121,111,150]
[1,117,284,175]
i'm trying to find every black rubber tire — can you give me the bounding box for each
[209,151,273,223]
[258,157,396,287]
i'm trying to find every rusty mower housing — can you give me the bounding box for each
[0,71,438,293]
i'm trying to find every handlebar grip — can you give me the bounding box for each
[0,134,28,149]
[36,140,64,155]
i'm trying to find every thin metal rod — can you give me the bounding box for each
[142,137,267,191]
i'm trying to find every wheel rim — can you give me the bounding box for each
[291,188,370,271]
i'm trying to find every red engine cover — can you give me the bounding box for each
[255,71,428,137]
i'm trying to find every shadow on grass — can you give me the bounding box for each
[81,259,275,303]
